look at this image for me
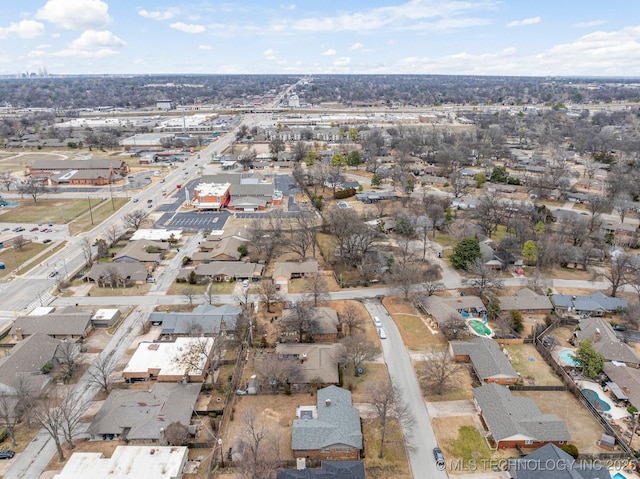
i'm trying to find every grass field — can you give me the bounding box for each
[69,197,129,235]
[363,418,412,479]
[504,344,563,386]
[0,197,106,224]
[0,242,52,279]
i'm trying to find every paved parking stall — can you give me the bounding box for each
[155,211,230,231]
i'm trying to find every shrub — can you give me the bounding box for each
[334,187,356,199]
[560,444,579,459]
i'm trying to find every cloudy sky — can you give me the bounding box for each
[2,0,640,76]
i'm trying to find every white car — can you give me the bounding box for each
[373,316,382,327]
[378,328,387,339]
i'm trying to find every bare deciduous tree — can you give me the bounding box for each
[366,379,414,459]
[0,171,14,191]
[259,281,282,313]
[390,263,421,299]
[339,335,377,376]
[279,301,319,343]
[85,353,117,394]
[164,421,190,446]
[462,258,504,295]
[303,275,329,307]
[18,176,48,203]
[417,349,465,396]
[341,302,365,336]
[0,392,19,447]
[182,286,199,307]
[122,209,151,231]
[254,355,301,392]
[57,342,78,383]
[236,408,278,479]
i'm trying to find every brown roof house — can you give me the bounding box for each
[276,343,345,388]
[450,337,519,385]
[113,240,170,269]
[123,337,214,383]
[82,262,148,287]
[281,307,341,343]
[11,308,93,342]
[192,236,249,262]
[88,383,200,442]
[179,261,264,283]
[473,383,570,450]
[497,288,553,315]
[573,317,640,367]
[273,260,319,288]
[292,386,362,460]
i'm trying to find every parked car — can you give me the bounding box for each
[433,447,445,468]
[373,316,382,327]
[613,324,627,332]
[0,450,15,459]
[30,227,39,232]
[242,279,249,287]
[12,227,25,232]
[40,227,48,232]
[147,203,153,209]
[43,228,52,233]
[43,239,52,244]
[378,328,387,339]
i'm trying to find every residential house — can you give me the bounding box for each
[508,443,611,479]
[53,446,189,479]
[497,288,553,315]
[281,307,340,343]
[573,318,640,367]
[112,240,170,270]
[149,304,242,337]
[82,262,148,287]
[179,261,264,282]
[603,362,640,409]
[275,343,345,387]
[473,383,570,449]
[292,386,362,460]
[0,333,63,396]
[552,292,627,317]
[273,260,319,289]
[122,337,214,383]
[276,461,365,479]
[89,383,201,442]
[418,295,487,326]
[601,221,638,246]
[192,236,248,262]
[354,190,398,203]
[10,308,93,341]
[450,337,519,385]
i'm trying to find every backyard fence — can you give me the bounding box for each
[507,385,568,391]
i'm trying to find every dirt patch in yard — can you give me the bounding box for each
[511,390,606,454]
[503,344,563,386]
[383,295,447,350]
[414,361,474,402]
[221,394,305,461]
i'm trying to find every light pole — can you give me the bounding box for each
[88,196,94,225]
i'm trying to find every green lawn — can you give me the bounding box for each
[448,425,494,463]
[0,198,104,224]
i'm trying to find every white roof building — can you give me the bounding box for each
[53,446,188,479]
[130,229,183,242]
[123,337,214,382]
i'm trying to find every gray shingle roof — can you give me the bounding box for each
[510,443,611,479]
[190,261,264,279]
[113,240,168,263]
[150,304,242,335]
[451,337,518,381]
[552,292,627,313]
[498,288,553,312]
[604,362,640,409]
[273,260,319,280]
[275,343,344,384]
[276,461,365,479]
[89,383,200,441]
[292,386,362,451]
[473,383,570,443]
[575,317,640,365]
[30,159,126,171]
[82,262,148,282]
[11,311,93,337]
[0,333,61,394]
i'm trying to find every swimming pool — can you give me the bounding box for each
[467,319,493,337]
[582,388,611,411]
[559,349,579,367]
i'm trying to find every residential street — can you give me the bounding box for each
[363,299,449,479]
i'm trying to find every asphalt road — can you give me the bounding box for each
[364,299,449,479]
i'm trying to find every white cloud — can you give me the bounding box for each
[0,20,45,39]
[572,20,606,28]
[288,0,495,32]
[333,56,351,67]
[138,8,179,21]
[170,22,206,33]
[198,45,213,50]
[349,42,363,52]
[322,48,336,56]
[507,16,541,28]
[282,4,296,10]
[263,48,277,60]
[36,0,110,30]
[53,30,125,58]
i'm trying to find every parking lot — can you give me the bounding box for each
[155,211,231,231]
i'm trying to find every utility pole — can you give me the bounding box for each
[88,196,94,225]
[109,184,115,211]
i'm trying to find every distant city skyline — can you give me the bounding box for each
[2,0,640,77]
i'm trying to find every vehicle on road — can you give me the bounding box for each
[433,447,445,468]
[147,203,153,208]
[373,316,382,327]
[12,227,25,232]
[0,450,15,459]
[378,328,387,339]
[132,198,139,202]
[48,271,58,278]
[147,199,152,204]
[1,227,9,231]
[160,179,165,183]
